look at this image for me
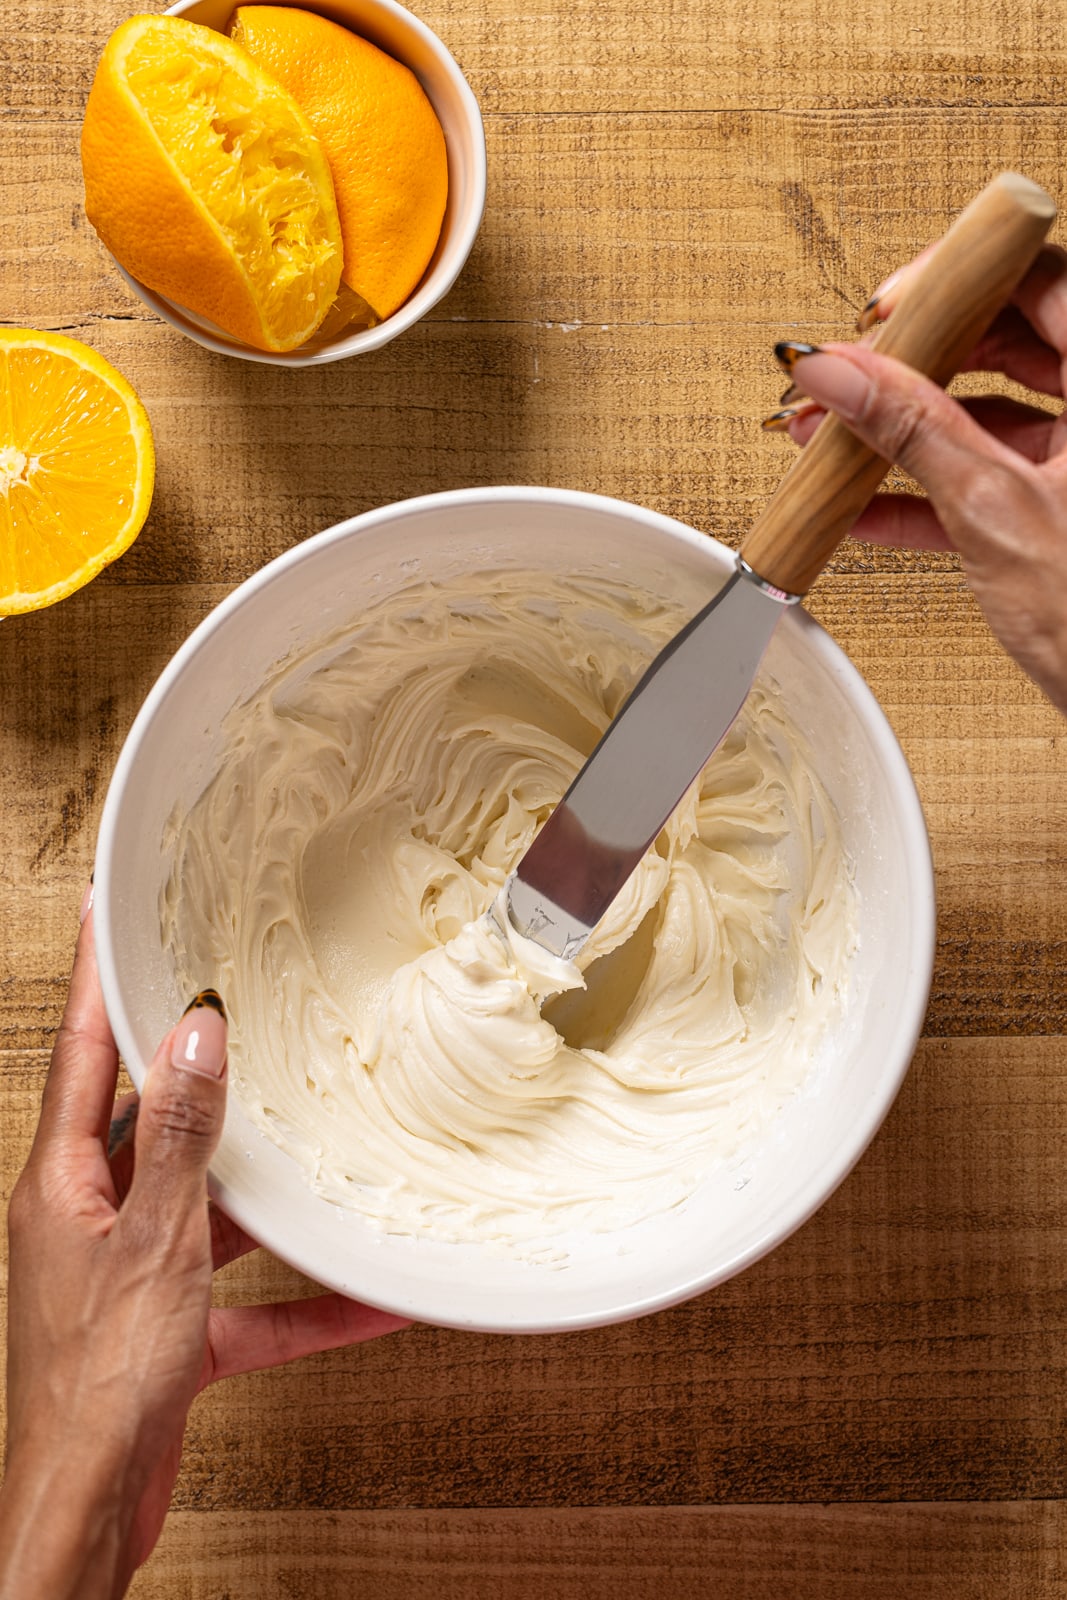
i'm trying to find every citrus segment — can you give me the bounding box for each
[0,330,155,615]
[229,6,448,321]
[81,15,342,352]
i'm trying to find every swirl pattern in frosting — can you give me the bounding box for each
[161,569,856,1247]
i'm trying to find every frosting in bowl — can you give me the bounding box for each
[161,569,856,1247]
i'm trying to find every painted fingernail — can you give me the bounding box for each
[761,401,820,432]
[787,351,870,421]
[774,340,822,375]
[80,878,94,924]
[856,269,902,333]
[779,382,803,405]
[855,298,881,334]
[762,407,802,431]
[171,997,227,1079]
[182,988,227,1021]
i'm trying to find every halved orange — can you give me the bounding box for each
[229,6,448,322]
[0,330,155,615]
[80,15,343,352]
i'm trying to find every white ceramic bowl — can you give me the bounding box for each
[112,0,486,366]
[96,488,935,1332]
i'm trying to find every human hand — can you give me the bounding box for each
[0,895,408,1600]
[764,244,1067,717]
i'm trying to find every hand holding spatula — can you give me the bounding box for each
[504,173,1057,961]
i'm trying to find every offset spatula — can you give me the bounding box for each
[504,172,1056,961]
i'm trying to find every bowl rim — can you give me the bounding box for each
[95,485,936,1331]
[122,0,488,366]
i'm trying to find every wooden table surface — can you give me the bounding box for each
[3,1,1067,1594]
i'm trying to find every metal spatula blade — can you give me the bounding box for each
[505,561,795,960]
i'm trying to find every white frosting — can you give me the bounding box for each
[161,570,856,1247]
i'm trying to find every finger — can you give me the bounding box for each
[108,1092,139,1157]
[1009,243,1067,370]
[856,243,938,332]
[786,343,1021,507]
[956,394,1059,462]
[761,400,822,435]
[859,244,1067,396]
[965,305,1062,396]
[107,1091,140,1205]
[847,493,956,551]
[1045,409,1067,462]
[778,406,824,446]
[1015,247,1067,461]
[206,1294,411,1385]
[127,990,228,1223]
[209,1203,260,1271]
[35,897,120,1156]
[780,392,1059,464]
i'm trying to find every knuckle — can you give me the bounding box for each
[141,1088,219,1147]
[8,1152,87,1235]
[6,1171,36,1238]
[863,388,928,467]
[123,1195,207,1263]
[954,461,1018,530]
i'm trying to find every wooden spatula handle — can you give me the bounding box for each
[739,172,1057,597]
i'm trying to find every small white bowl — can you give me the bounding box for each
[95,488,935,1332]
[111,0,486,365]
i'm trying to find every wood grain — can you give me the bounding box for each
[4,0,1067,1592]
[4,0,1067,119]
[126,1503,1067,1599]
